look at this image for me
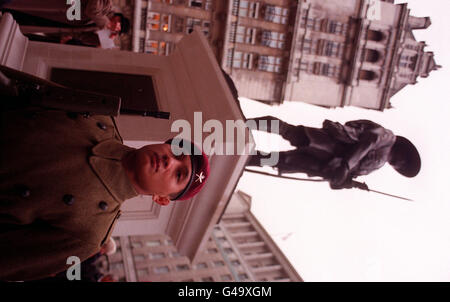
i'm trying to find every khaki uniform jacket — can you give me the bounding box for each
[0,107,138,281]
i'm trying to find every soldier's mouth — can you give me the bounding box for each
[151,153,160,173]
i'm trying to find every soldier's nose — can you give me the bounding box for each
[162,154,170,169]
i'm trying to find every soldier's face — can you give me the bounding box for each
[108,16,122,33]
[124,143,192,204]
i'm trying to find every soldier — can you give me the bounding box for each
[247,116,421,189]
[0,66,210,281]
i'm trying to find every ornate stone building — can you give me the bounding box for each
[115,0,439,111]
[104,191,303,282]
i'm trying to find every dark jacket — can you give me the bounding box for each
[321,119,396,176]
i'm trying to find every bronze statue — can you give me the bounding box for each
[247,116,421,190]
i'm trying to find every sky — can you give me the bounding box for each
[236,0,450,281]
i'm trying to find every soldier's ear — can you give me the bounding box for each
[152,195,170,206]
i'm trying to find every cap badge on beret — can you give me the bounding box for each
[196,172,205,183]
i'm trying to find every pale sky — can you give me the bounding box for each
[236,0,450,281]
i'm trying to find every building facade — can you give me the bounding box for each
[103,191,303,281]
[114,0,439,111]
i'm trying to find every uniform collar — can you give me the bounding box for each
[89,140,138,203]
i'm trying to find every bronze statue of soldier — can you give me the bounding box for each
[247,116,421,190]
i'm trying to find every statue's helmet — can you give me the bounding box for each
[389,136,421,177]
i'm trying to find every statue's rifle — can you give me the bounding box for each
[350,180,414,202]
[244,168,414,202]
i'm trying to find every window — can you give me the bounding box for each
[189,0,202,8]
[159,41,171,55]
[261,31,285,49]
[201,277,214,282]
[364,49,381,63]
[399,73,412,79]
[236,0,260,18]
[323,20,348,35]
[367,29,384,42]
[111,262,124,270]
[221,275,232,281]
[205,0,213,11]
[140,8,147,30]
[137,269,149,276]
[311,62,340,78]
[169,251,181,258]
[398,54,417,69]
[146,39,159,54]
[161,14,171,32]
[224,247,234,254]
[294,60,309,76]
[195,262,208,269]
[132,242,143,248]
[359,70,377,81]
[202,21,211,37]
[138,38,145,53]
[213,260,225,267]
[229,22,237,42]
[405,44,419,51]
[232,51,254,70]
[150,252,166,259]
[301,16,321,31]
[188,0,212,10]
[258,56,283,73]
[174,16,185,33]
[321,40,341,57]
[328,21,343,34]
[231,260,241,267]
[301,38,316,54]
[147,12,160,31]
[154,266,170,274]
[301,15,347,35]
[147,13,171,32]
[235,25,256,44]
[186,17,202,34]
[217,236,227,243]
[146,240,161,247]
[134,255,146,262]
[232,0,239,16]
[207,248,218,254]
[226,49,234,67]
[176,264,190,271]
[238,273,249,280]
[145,40,171,56]
[264,5,289,24]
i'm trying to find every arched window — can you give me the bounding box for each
[359,70,378,81]
[367,29,384,42]
[364,49,381,63]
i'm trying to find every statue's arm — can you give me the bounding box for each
[344,131,379,171]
